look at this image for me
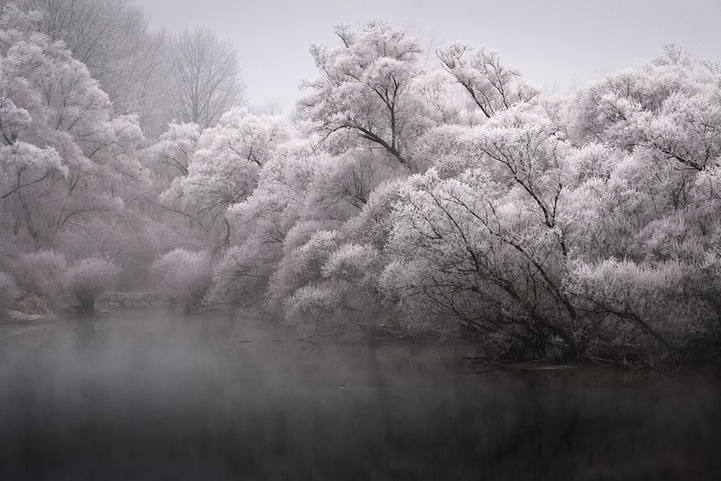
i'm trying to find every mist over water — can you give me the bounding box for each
[0,311,719,481]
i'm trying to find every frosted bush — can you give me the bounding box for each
[344,178,406,249]
[566,259,714,355]
[151,249,212,310]
[65,257,120,315]
[565,142,622,185]
[284,284,342,336]
[295,230,344,274]
[266,221,330,311]
[208,243,279,309]
[321,243,380,285]
[11,250,68,306]
[281,221,329,256]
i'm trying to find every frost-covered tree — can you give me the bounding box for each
[144,122,201,185]
[209,140,317,309]
[266,21,443,332]
[380,164,579,356]
[554,50,721,360]
[369,45,721,361]
[12,0,174,136]
[0,5,148,258]
[161,108,291,250]
[297,20,434,169]
[282,233,387,337]
[567,44,721,157]
[438,42,539,119]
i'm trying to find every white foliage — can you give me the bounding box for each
[438,42,539,119]
[151,249,212,306]
[0,6,148,252]
[344,177,406,248]
[65,257,120,302]
[321,242,380,284]
[284,283,343,335]
[161,108,291,235]
[567,259,713,346]
[299,20,433,166]
[10,249,67,305]
[144,121,200,183]
[295,230,344,275]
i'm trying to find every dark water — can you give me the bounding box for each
[0,311,719,481]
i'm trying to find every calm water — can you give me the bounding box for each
[0,311,719,480]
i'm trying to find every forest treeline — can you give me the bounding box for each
[1,2,720,364]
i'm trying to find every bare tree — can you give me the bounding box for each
[171,28,245,129]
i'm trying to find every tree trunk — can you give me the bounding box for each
[76,294,96,316]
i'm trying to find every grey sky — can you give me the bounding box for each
[138,0,721,111]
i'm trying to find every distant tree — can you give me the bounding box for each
[171,28,245,129]
[0,144,66,203]
[12,0,174,136]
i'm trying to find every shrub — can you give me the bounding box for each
[265,222,337,311]
[11,250,67,307]
[65,257,120,315]
[14,293,47,315]
[151,249,212,311]
[284,284,343,336]
[321,242,380,286]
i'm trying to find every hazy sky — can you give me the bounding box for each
[138,0,721,111]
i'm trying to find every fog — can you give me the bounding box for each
[1,312,719,480]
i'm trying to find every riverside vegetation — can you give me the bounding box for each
[0,3,720,366]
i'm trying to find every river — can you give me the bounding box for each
[0,310,719,480]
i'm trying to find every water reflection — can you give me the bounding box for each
[0,312,719,480]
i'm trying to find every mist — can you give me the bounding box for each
[2,312,719,480]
